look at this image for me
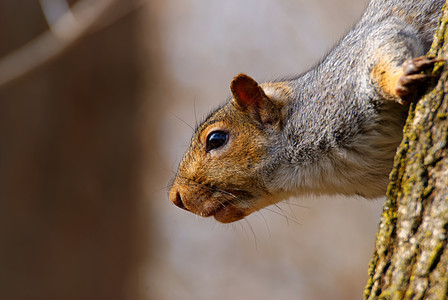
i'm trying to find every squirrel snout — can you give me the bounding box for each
[169,189,189,211]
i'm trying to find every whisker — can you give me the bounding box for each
[170,112,194,131]
[212,187,246,205]
[174,176,245,202]
[282,200,310,209]
[153,184,172,193]
[263,206,301,226]
[274,205,293,226]
[284,202,298,221]
[263,206,288,220]
[276,204,290,226]
[275,204,302,226]
[194,99,199,129]
[244,218,258,250]
[237,221,249,239]
[170,161,180,176]
[211,220,218,231]
[255,210,271,238]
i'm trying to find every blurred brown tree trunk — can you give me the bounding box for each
[0,1,147,300]
[364,3,448,299]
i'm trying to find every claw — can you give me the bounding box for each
[402,57,443,75]
[395,56,444,105]
[399,73,434,86]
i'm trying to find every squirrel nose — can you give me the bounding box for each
[170,190,189,211]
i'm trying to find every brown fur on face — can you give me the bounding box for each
[169,75,288,223]
[169,102,273,223]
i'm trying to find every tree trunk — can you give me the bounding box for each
[364,3,448,300]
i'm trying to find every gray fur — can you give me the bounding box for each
[263,0,444,198]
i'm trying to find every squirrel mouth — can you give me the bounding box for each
[211,202,248,223]
[169,182,253,223]
[208,189,253,223]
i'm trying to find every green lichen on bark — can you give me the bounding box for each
[364,2,448,300]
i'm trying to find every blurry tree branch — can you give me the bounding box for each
[0,0,146,89]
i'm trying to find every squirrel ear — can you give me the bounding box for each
[230,74,280,125]
[230,74,265,110]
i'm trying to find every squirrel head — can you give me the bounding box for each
[169,74,291,223]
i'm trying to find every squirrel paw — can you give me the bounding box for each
[395,56,442,105]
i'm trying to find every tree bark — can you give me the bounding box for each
[364,3,448,300]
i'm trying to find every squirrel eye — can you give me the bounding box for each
[206,131,228,151]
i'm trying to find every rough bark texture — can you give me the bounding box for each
[364,3,448,300]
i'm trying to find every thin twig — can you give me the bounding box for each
[0,0,147,90]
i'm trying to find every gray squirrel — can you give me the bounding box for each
[169,0,444,223]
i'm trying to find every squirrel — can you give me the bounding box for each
[169,0,444,223]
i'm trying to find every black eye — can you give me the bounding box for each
[206,131,228,151]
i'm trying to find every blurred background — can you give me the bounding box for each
[0,0,385,299]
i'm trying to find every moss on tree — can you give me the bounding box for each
[364,2,448,299]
